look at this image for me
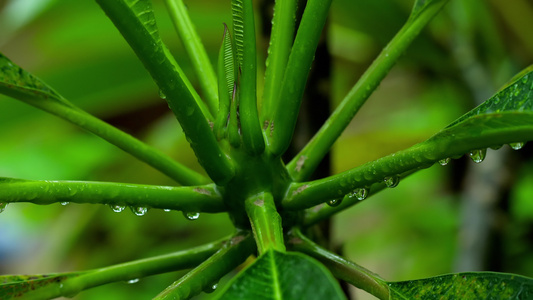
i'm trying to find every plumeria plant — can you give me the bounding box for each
[1,0,533,299]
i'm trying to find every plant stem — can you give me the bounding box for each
[287,0,450,182]
[154,233,256,300]
[245,192,286,254]
[164,0,219,116]
[239,0,265,155]
[283,114,533,210]
[0,178,225,213]
[302,169,418,227]
[97,0,235,185]
[16,239,225,300]
[288,229,389,300]
[261,0,298,120]
[265,0,333,157]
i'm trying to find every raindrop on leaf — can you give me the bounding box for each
[183,211,200,220]
[384,176,399,188]
[355,188,368,200]
[469,149,486,163]
[163,209,171,212]
[438,158,451,166]
[131,206,148,216]
[126,278,140,284]
[509,142,525,150]
[327,198,342,207]
[109,205,126,213]
[158,89,166,99]
[60,202,69,206]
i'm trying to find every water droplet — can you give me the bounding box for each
[490,145,503,150]
[509,142,525,150]
[327,198,342,207]
[438,158,451,166]
[60,202,69,206]
[126,278,140,284]
[158,89,166,99]
[468,149,486,163]
[163,209,171,212]
[67,187,76,197]
[204,283,218,293]
[384,176,399,188]
[355,188,368,200]
[183,211,200,220]
[0,203,7,213]
[109,205,126,213]
[131,206,148,216]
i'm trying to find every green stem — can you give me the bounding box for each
[283,117,533,210]
[287,0,450,182]
[154,233,255,300]
[261,0,298,124]
[265,0,333,156]
[16,239,224,300]
[164,0,219,115]
[0,178,225,213]
[239,0,265,155]
[302,169,418,227]
[245,192,286,254]
[288,229,389,300]
[97,0,235,185]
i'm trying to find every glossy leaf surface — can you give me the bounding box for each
[216,250,346,300]
[389,272,533,299]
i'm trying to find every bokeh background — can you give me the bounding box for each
[0,0,532,299]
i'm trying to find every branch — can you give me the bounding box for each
[96,0,235,185]
[287,0,450,182]
[0,178,225,213]
[265,0,333,157]
[287,229,389,300]
[245,192,286,254]
[164,0,219,115]
[1,239,224,299]
[154,233,255,299]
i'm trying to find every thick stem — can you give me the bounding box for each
[245,192,286,254]
[288,229,389,300]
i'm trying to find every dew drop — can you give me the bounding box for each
[438,158,451,166]
[109,205,126,213]
[468,149,486,163]
[509,142,525,150]
[0,203,7,213]
[204,283,218,293]
[384,176,399,188]
[490,144,503,150]
[126,278,140,284]
[158,89,166,99]
[163,209,171,212]
[327,198,342,207]
[183,211,200,220]
[131,206,148,216]
[67,187,76,197]
[60,202,69,206]
[355,188,368,200]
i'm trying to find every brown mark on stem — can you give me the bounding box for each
[295,155,307,172]
[254,199,265,206]
[292,184,309,196]
[194,188,211,195]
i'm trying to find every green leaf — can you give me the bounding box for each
[216,250,346,300]
[0,53,74,109]
[231,0,244,68]
[388,272,533,299]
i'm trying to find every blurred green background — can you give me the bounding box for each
[0,0,532,299]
